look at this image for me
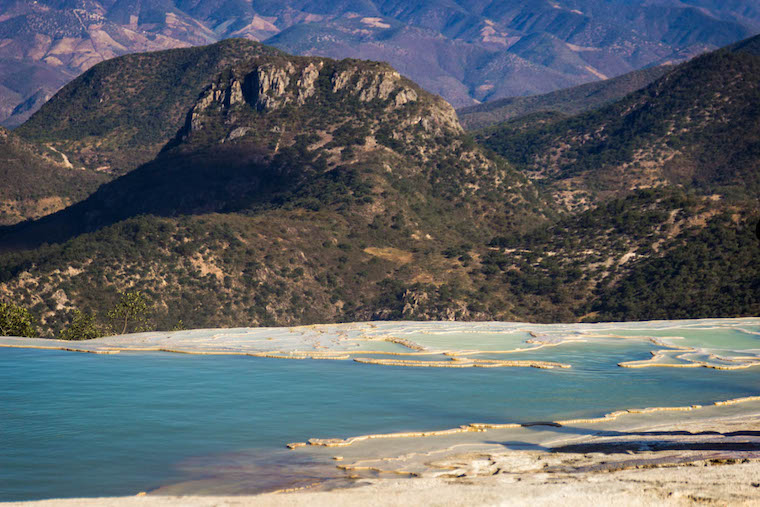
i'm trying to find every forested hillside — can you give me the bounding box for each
[0,128,106,225]
[0,39,549,335]
[477,36,760,209]
[469,35,760,321]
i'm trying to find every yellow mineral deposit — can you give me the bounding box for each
[0,343,121,354]
[378,336,427,351]
[714,395,760,406]
[351,357,570,369]
[343,350,435,356]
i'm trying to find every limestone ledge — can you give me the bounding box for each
[0,343,351,360]
[714,395,760,406]
[287,395,760,449]
[618,347,760,370]
[352,357,570,369]
[288,425,484,449]
[443,342,560,356]
[377,336,426,351]
[564,333,760,370]
[0,343,120,354]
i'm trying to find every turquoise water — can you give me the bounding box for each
[1,338,759,501]
[598,328,760,350]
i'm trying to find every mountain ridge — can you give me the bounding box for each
[456,65,674,130]
[16,39,282,175]
[0,39,550,333]
[5,46,491,249]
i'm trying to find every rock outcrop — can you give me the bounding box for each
[296,62,322,105]
[182,56,460,142]
[246,62,294,111]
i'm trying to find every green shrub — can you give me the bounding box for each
[60,310,101,341]
[107,291,153,335]
[0,301,37,337]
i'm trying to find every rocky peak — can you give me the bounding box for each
[191,59,422,115]
[182,55,463,144]
[330,67,418,106]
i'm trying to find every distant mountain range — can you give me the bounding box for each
[1,0,760,126]
[0,34,758,334]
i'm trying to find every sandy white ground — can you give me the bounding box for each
[7,455,760,506]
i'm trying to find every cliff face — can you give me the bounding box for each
[16,40,281,175]
[183,57,459,144]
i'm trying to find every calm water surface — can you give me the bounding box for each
[1,338,758,500]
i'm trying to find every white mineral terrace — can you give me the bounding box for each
[2,317,759,369]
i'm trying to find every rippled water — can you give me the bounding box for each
[2,322,759,501]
